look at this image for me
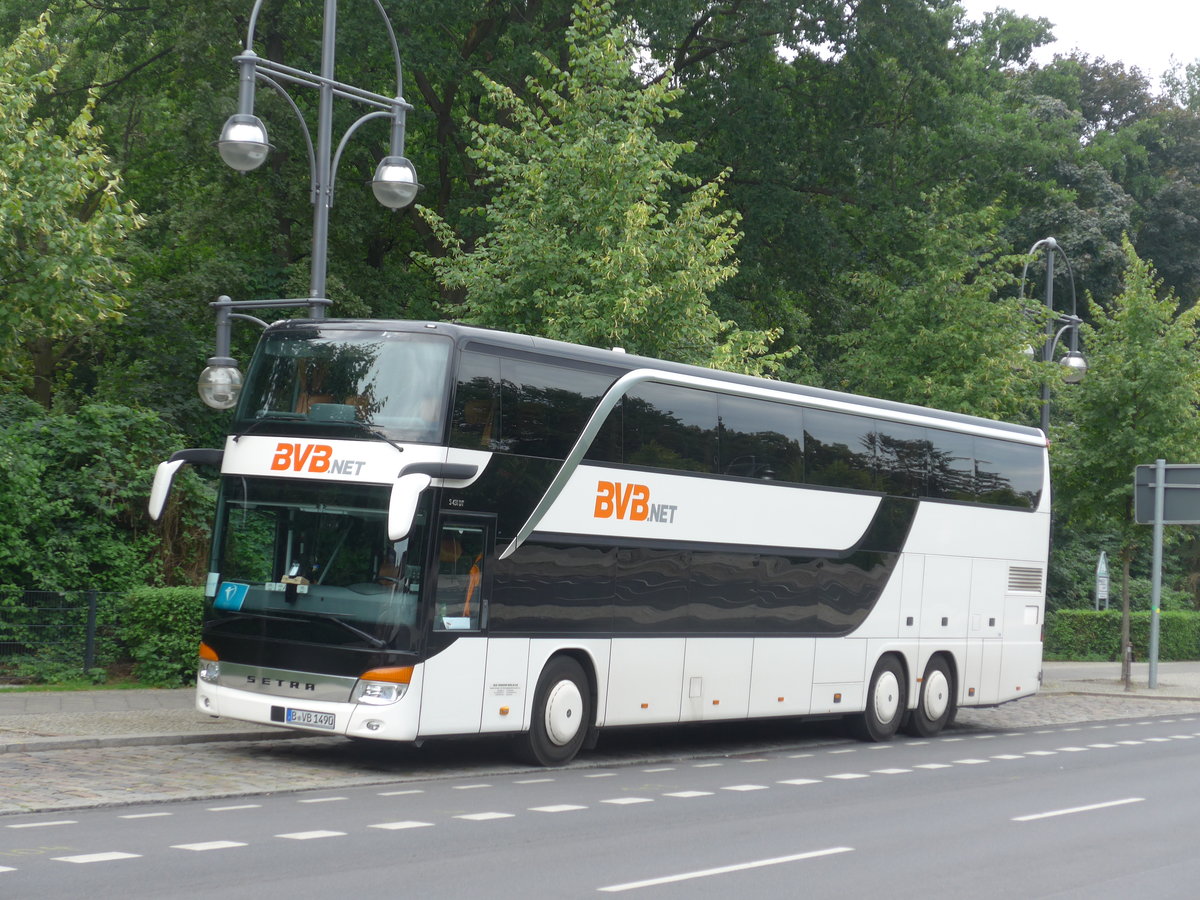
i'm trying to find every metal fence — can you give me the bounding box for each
[0,589,123,677]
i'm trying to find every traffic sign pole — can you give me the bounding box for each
[1149,459,1165,689]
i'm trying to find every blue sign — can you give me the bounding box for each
[214,582,249,611]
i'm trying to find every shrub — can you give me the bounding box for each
[1045,609,1200,661]
[117,586,204,686]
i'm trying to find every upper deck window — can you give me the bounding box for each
[237,328,453,443]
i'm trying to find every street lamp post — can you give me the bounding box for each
[200,0,420,410]
[1021,237,1087,436]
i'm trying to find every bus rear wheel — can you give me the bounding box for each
[515,656,591,767]
[903,656,956,738]
[850,655,906,742]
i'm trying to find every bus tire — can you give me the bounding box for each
[903,656,956,738]
[850,655,906,742]
[515,656,591,767]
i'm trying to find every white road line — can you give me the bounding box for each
[787,753,814,759]
[453,783,492,790]
[585,773,617,778]
[941,737,965,743]
[6,820,76,829]
[514,778,554,784]
[1145,738,1172,743]
[53,852,140,864]
[871,768,911,775]
[208,804,261,811]
[914,763,951,769]
[172,841,247,851]
[597,846,854,892]
[826,773,868,780]
[370,821,434,830]
[1025,750,1057,756]
[456,812,514,821]
[991,755,1024,760]
[740,758,769,764]
[119,812,172,820]
[1089,744,1118,749]
[692,763,723,768]
[0,866,15,873]
[643,767,675,773]
[1170,735,1194,740]
[530,804,587,813]
[778,778,821,786]
[721,784,768,792]
[379,789,423,796]
[829,749,856,755]
[299,796,346,803]
[1064,727,1083,732]
[1117,741,1144,746]
[276,830,347,840]
[973,735,997,740]
[1056,747,1088,753]
[602,798,653,805]
[953,759,989,765]
[664,791,712,798]
[1014,797,1144,822]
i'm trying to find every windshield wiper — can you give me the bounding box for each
[232,411,307,442]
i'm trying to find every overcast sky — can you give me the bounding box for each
[958,0,1200,85]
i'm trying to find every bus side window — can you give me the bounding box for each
[433,525,487,631]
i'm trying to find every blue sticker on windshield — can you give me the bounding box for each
[215,582,249,611]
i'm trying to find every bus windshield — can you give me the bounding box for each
[210,477,427,651]
[236,327,453,443]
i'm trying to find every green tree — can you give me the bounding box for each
[832,194,1041,421]
[1055,238,1200,679]
[0,12,143,407]
[415,0,790,376]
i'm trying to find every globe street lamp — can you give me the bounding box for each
[200,0,420,410]
[1021,237,1088,436]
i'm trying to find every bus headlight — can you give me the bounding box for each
[352,666,414,706]
[198,641,220,684]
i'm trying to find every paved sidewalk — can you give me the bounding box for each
[2,661,1200,754]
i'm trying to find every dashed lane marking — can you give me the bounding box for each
[299,796,346,803]
[721,785,768,792]
[379,790,423,796]
[778,778,821,786]
[664,791,712,798]
[530,804,587,813]
[53,852,140,864]
[120,813,171,819]
[276,830,346,840]
[6,821,76,829]
[208,804,261,811]
[369,821,434,830]
[455,812,514,821]
[953,759,989,765]
[992,755,1024,760]
[872,768,911,775]
[171,841,247,851]
[826,773,868,780]
[602,798,653,805]
[514,778,554,784]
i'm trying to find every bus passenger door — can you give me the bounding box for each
[417,517,493,738]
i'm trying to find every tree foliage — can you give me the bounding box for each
[416,0,790,375]
[0,12,143,406]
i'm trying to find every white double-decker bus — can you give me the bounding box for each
[151,320,1049,765]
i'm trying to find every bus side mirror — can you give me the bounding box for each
[147,448,225,521]
[148,460,187,521]
[389,473,432,541]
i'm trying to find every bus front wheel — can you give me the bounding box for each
[850,655,906,742]
[903,656,956,738]
[515,656,592,767]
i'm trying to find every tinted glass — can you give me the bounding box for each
[926,429,975,501]
[718,395,804,482]
[976,439,1044,509]
[624,384,718,473]
[804,408,875,490]
[500,358,612,459]
[873,421,930,497]
[449,351,501,450]
[238,330,452,443]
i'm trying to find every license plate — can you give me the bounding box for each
[286,708,336,730]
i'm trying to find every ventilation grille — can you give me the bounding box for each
[1008,566,1044,593]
